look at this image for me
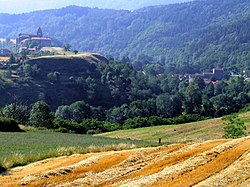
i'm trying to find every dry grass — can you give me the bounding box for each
[0,137,249,187]
[0,57,10,62]
[98,111,250,143]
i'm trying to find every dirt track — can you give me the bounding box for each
[0,136,249,187]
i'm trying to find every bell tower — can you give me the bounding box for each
[37,27,43,37]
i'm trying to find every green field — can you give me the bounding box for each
[98,112,250,143]
[1,111,250,171]
[0,130,148,170]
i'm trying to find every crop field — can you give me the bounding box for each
[0,57,10,62]
[98,111,250,143]
[0,136,249,186]
[0,131,148,169]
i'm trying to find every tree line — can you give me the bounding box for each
[0,63,249,134]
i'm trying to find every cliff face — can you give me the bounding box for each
[1,136,249,186]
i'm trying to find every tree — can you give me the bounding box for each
[55,101,92,123]
[106,104,130,129]
[70,101,92,123]
[29,101,53,128]
[156,93,173,117]
[204,83,214,98]
[23,64,41,77]
[3,103,30,125]
[20,50,28,61]
[63,44,71,52]
[73,50,78,54]
[47,72,60,82]
[192,77,206,90]
[183,84,202,114]
[8,53,16,64]
[55,105,71,120]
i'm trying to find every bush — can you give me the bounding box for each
[123,114,206,130]
[80,119,106,133]
[55,127,69,133]
[147,116,172,126]
[124,117,149,129]
[124,116,172,129]
[0,118,22,132]
[87,129,102,135]
[223,115,247,139]
[53,118,86,134]
[172,114,206,124]
[103,122,120,131]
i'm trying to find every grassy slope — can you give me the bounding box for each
[0,130,148,169]
[98,111,250,143]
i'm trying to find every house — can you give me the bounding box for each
[203,72,214,79]
[203,68,224,81]
[16,27,52,51]
[213,68,224,80]
[243,70,250,78]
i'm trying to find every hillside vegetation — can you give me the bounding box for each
[98,111,250,143]
[0,136,249,186]
[0,54,249,133]
[1,0,250,71]
[0,53,112,109]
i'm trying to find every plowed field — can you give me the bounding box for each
[1,136,249,187]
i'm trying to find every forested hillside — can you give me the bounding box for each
[0,0,250,71]
[66,0,192,10]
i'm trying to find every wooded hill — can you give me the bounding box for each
[0,0,250,71]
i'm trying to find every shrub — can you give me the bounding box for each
[172,114,206,124]
[87,129,102,135]
[80,119,106,133]
[147,116,172,126]
[223,115,247,139]
[124,116,172,129]
[103,122,120,131]
[124,117,149,129]
[0,118,22,132]
[55,127,69,133]
[123,114,206,130]
[53,118,86,134]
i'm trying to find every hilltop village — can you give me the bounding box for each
[0,27,52,55]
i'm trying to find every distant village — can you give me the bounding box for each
[0,28,249,84]
[0,27,52,55]
[180,68,250,85]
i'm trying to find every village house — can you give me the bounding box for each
[16,27,52,52]
[184,68,225,85]
[203,68,224,81]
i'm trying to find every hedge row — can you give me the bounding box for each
[124,114,207,129]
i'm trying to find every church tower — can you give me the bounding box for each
[37,27,43,37]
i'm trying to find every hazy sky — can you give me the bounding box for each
[0,0,191,14]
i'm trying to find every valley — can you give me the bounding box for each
[0,0,250,186]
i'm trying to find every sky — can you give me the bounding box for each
[0,0,192,14]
